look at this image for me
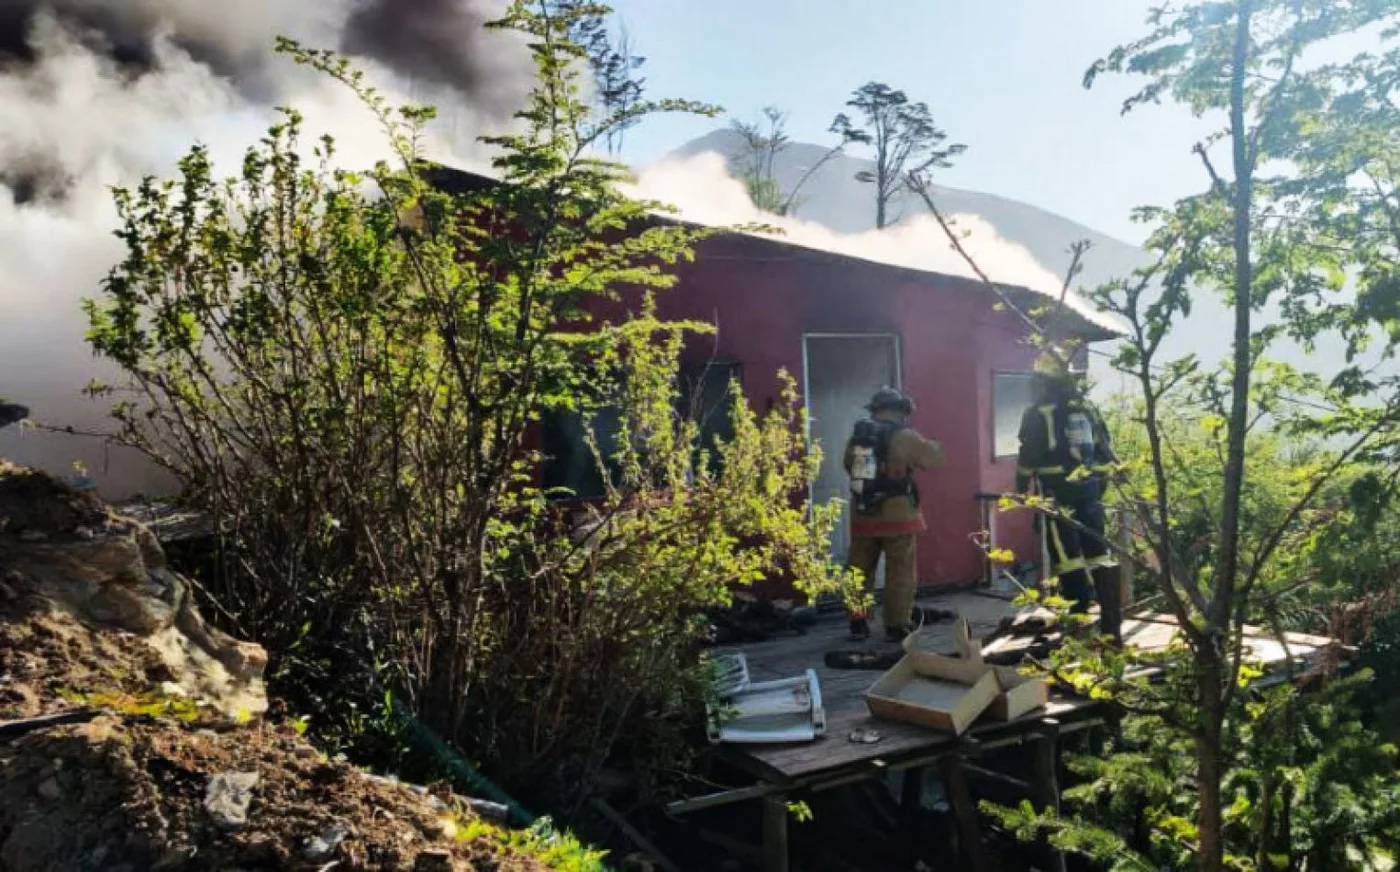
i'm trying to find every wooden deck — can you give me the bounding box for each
[714,592,1096,786]
[687,591,1349,872]
[719,592,1348,785]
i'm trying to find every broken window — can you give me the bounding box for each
[542,403,623,501]
[540,360,743,500]
[992,372,1035,459]
[682,360,742,463]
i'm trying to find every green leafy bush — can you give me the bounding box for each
[83,1,852,815]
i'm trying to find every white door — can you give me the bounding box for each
[804,335,902,589]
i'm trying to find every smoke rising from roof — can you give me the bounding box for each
[0,0,530,497]
[343,0,523,113]
[630,152,1064,293]
[628,152,1127,337]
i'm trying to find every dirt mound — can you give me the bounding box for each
[0,465,563,870]
[1,716,547,871]
[0,601,173,720]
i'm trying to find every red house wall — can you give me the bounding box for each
[587,233,1047,590]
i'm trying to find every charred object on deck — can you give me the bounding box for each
[704,592,816,645]
[822,605,959,670]
[979,611,1063,666]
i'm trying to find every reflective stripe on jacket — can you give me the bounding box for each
[1015,397,1115,497]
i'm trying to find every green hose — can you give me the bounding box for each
[388,699,536,828]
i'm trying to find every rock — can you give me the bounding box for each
[35,777,60,800]
[204,772,259,831]
[0,464,268,720]
[413,849,454,871]
[301,822,350,861]
[463,798,509,824]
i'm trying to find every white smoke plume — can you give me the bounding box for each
[0,0,529,498]
[628,151,1068,296]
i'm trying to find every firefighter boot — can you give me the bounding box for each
[885,624,913,644]
[1092,565,1123,646]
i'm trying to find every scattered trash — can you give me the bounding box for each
[302,822,350,861]
[913,606,959,624]
[204,771,260,831]
[848,728,883,745]
[823,649,902,671]
[465,797,511,824]
[705,593,817,644]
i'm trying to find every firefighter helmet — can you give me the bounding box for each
[1033,348,1073,380]
[866,386,914,415]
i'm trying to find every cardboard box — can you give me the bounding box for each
[865,624,1000,735]
[866,619,1051,733]
[960,621,1051,722]
[988,664,1051,721]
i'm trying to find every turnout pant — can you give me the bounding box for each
[848,534,918,631]
[1045,492,1114,615]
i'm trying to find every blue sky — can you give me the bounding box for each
[607,0,1221,244]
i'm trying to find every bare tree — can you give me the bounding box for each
[565,4,646,155]
[729,106,851,217]
[831,82,965,228]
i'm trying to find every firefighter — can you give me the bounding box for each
[844,386,945,643]
[1015,350,1120,630]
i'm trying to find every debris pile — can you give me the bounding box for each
[0,463,553,870]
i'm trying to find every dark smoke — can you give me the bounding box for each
[0,0,529,207]
[0,154,73,206]
[0,0,279,99]
[341,0,516,111]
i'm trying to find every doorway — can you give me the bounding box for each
[803,334,903,591]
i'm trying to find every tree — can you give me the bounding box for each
[82,0,855,812]
[729,106,850,216]
[831,82,965,228]
[730,107,791,214]
[563,1,647,154]
[908,2,1400,868]
[1077,3,1400,865]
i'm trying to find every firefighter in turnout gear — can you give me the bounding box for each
[1015,351,1120,626]
[844,387,946,643]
